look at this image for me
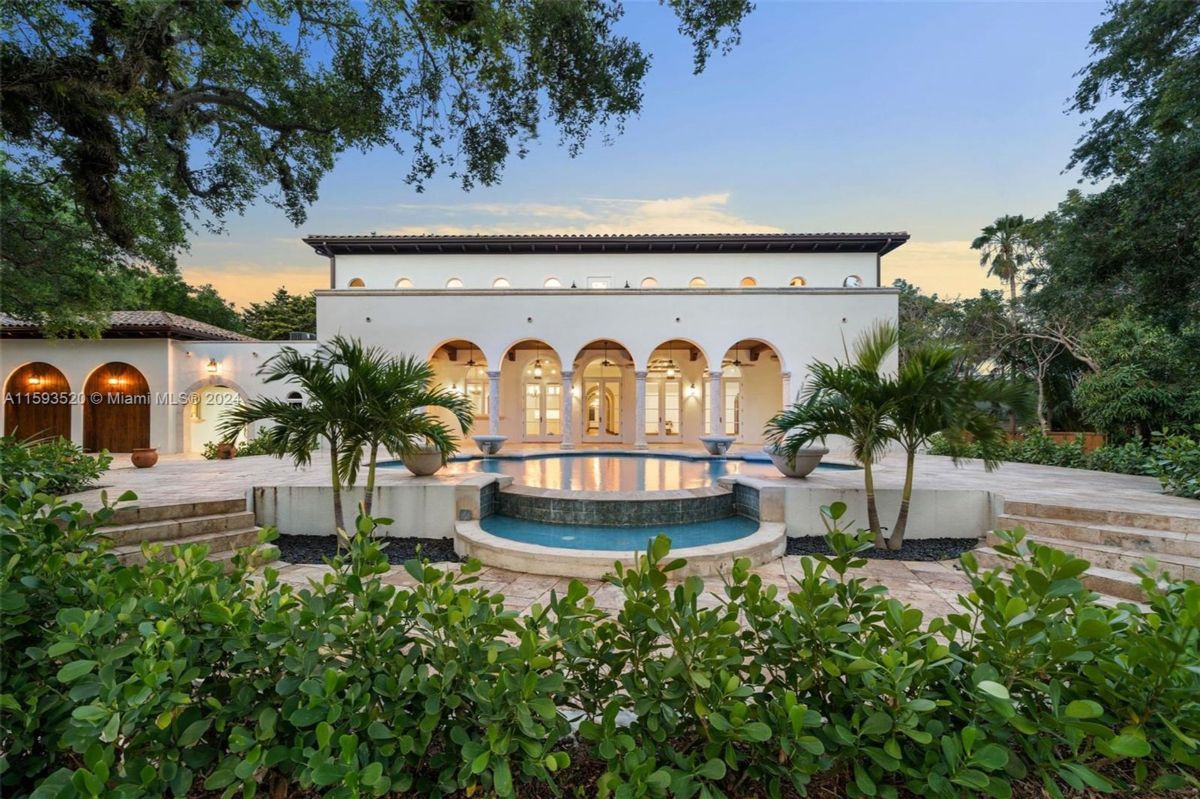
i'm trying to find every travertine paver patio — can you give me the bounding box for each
[273,555,973,621]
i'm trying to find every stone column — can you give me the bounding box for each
[634,370,648,450]
[560,371,574,449]
[708,370,723,436]
[487,370,501,437]
[781,371,792,408]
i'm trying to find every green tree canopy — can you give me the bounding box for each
[1,0,753,331]
[241,288,316,341]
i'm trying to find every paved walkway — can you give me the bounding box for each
[274,555,973,622]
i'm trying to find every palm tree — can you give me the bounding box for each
[331,338,473,516]
[767,322,899,547]
[970,214,1032,307]
[887,345,1034,550]
[218,345,356,537]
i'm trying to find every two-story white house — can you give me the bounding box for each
[1,232,907,454]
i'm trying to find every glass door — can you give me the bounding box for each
[723,377,742,437]
[523,381,563,441]
[645,378,682,442]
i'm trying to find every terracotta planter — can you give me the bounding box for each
[764,444,828,478]
[131,447,159,468]
[215,442,237,460]
[403,447,445,476]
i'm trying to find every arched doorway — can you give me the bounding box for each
[644,340,707,443]
[575,340,633,444]
[713,340,783,444]
[84,362,150,452]
[500,340,563,443]
[187,385,245,454]
[429,340,488,435]
[3,362,71,441]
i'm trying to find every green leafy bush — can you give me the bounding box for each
[0,435,111,494]
[2,487,1197,799]
[200,429,278,459]
[1150,427,1200,499]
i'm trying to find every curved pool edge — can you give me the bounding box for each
[454,519,786,579]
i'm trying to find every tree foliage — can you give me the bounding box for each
[240,288,316,340]
[1,0,752,331]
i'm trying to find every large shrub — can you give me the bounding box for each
[2,488,1197,798]
[1150,428,1200,500]
[0,435,111,494]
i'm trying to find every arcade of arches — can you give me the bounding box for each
[428,338,787,448]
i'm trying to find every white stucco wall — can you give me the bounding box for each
[331,251,881,290]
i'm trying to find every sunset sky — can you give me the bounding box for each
[179,1,1107,308]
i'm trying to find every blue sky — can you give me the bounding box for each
[181,0,1107,306]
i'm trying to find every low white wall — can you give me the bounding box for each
[779,485,996,540]
[254,484,461,538]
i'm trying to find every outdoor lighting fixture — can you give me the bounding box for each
[107,376,121,387]
[665,342,678,379]
[27,375,42,387]
[207,358,219,373]
[533,359,543,379]
[688,381,698,398]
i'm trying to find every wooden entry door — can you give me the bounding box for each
[84,363,150,452]
[3,362,71,441]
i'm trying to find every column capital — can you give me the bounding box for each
[780,371,792,379]
[634,370,648,380]
[708,369,723,379]
[560,370,574,380]
[486,370,502,380]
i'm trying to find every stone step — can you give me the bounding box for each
[114,527,262,566]
[103,498,248,527]
[973,546,1146,602]
[1015,535,1200,581]
[993,515,1200,559]
[209,546,282,573]
[100,511,258,546]
[1000,501,1200,535]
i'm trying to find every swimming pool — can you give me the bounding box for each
[383,452,842,491]
[479,513,760,550]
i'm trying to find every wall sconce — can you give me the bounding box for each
[107,376,121,387]
[206,358,219,374]
[27,375,42,387]
[687,381,698,398]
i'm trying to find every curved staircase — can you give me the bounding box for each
[96,498,274,569]
[975,500,1200,601]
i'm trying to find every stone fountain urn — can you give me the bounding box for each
[472,435,507,455]
[764,444,828,478]
[402,445,446,476]
[698,435,737,456]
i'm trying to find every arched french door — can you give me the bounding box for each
[84,362,150,452]
[3,362,71,441]
[582,359,623,442]
[187,385,245,453]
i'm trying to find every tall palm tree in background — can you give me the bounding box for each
[971,214,1033,308]
[767,322,899,547]
[333,338,473,516]
[887,345,1034,550]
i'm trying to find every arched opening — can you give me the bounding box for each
[429,340,488,434]
[347,278,365,288]
[187,385,245,454]
[84,362,150,452]
[446,277,465,289]
[709,340,783,443]
[789,276,807,287]
[544,277,562,288]
[574,340,633,443]
[644,340,707,443]
[395,278,414,288]
[740,277,757,287]
[688,277,707,288]
[499,340,563,443]
[286,391,304,408]
[4,362,71,441]
[843,275,863,288]
[640,277,658,288]
[492,277,511,288]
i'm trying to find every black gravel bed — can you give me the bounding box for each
[786,536,979,562]
[276,534,463,565]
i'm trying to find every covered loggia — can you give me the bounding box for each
[428,339,490,438]
[572,340,634,445]
[83,362,150,452]
[498,340,564,443]
[642,340,708,444]
[3,362,71,441]
[710,340,785,445]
